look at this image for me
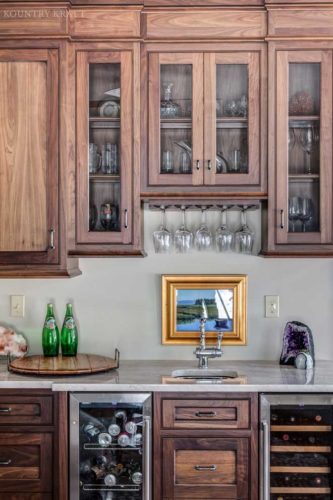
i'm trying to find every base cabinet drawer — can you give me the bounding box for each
[0,397,53,426]
[162,437,249,499]
[0,433,52,492]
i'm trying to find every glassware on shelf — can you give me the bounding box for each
[215,208,234,252]
[174,206,193,253]
[288,128,296,151]
[101,143,118,175]
[299,197,314,232]
[288,196,302,232]
[100,203,118,231]
[153,206,173,253]
[224,99,238,117]
[299,126,319,174]
[179,151,191,174]
[234,208,255,254]
[161,150,174,173]
[89,204,98,231]
[89,143,101,174]
[160,82,181,119]
[224,95,248,117]
[229,149,242,173]
[194,207,212,251]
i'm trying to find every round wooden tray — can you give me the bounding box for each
[8,350,119,376]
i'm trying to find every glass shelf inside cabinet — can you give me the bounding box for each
[288,63,321,234]
[216,64,248,174]
[88,63,121,233]
[270,405,333,500]
[160,64,192,174]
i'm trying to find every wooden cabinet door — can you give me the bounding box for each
[275,49,333,245]
[162,437,249,499]
[148,52,204,186]
[0,49,59,265]
[76,51,133,245]
[204,50,262,189]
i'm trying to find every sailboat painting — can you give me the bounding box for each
[176,288,233,332]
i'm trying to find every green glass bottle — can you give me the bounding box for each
[42,303,59,357]
[61,303,78,357]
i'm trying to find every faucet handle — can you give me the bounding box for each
[217,331,223,350]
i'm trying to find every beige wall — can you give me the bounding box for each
[0,207,332,361]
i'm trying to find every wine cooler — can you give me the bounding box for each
[260,394,333,500]
[70,393,152,500]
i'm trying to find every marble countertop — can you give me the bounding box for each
[0,360,333,392]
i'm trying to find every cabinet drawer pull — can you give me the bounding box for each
[124,209,128,229]
[208,159,212,170]
[194,464,216,472]
[280,209,285,229]
[0,408,11,413]
[0,459,11,466]
[196,160,200,170]
[195,411,217,418]
[49,229,55,251]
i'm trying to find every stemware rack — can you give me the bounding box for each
[148,199,261,212]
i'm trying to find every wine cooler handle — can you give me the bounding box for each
[144,416,151,500]
[262,420,270,500]
[49,229,55,251]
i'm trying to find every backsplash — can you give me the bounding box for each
[0,207,332,361]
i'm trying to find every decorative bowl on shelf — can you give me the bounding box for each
[289,91,314,116]
[98,100,120,118]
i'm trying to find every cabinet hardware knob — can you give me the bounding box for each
[0,459,11,466]
[0,408,11,413]
[196,160,200,170]
[49,229,55,251]
[194,465,216,471]
[280,209,285,229]
[195,411,216,417]
[208,160,212,171]
[124,209,128,229]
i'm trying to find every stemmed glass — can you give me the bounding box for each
[234,208,255,254]
[299,197,314,232]
[300,126,319,174]
[174,206,193,253]
[215,207,234,252]
[153,206,173,253]
[194,206,212,251]
[288,196,301,232]
[288,128,296,151]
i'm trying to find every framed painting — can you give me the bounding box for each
[162,275,247,345]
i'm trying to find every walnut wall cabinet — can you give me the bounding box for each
[142,43,267,197]
[154,392,259,500]
[263,42,333,256]
[68,43,142,256]
[0,43,80,277]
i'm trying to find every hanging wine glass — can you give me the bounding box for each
[234,208,255,254]
[174,206,193,253]
[153,206,173,253]
[194,206,212,251]
[300,126,317,174]
[215,207,234,252]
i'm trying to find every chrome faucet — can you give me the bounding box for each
[194,300,223,369]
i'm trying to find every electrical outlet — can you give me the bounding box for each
[10,295,25,317]
[265,295,279,318]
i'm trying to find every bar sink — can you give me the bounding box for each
[171,369,238,380]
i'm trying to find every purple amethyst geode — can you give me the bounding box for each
[280,321,315,366]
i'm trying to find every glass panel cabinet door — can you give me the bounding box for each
[76,51,132,245]
[204,52,261,187]
[148,53,204,186]
[276,50,332,245]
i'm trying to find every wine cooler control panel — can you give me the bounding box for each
[261,394,333,500]
[70,393,151,500]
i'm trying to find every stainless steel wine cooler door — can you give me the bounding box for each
[260,394,333,500]
[70,393,152,500]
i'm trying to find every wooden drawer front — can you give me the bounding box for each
[2,495,52,500]
[71,9,140,38]
[0,7,68,37]
[268,9,333,37]
[162,398,250,430]
[144,10,267,39]
[162,437,249,499]
[0,396,53,426]
[0,433,52,492]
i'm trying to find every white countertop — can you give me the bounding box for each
[1,360,333,392]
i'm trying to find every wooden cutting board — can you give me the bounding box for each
[8,353,119,376]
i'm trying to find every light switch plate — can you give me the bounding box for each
[10,295,25,317]
[265,295,279,318]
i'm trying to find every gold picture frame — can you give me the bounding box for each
[162,275,247,346]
